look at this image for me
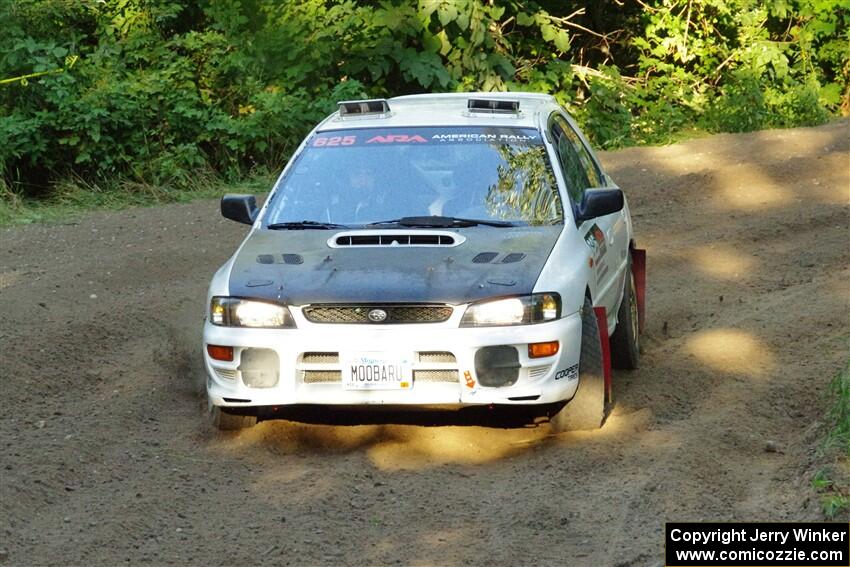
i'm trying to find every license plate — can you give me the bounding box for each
[342,352,412,390]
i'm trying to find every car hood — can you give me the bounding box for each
[227,226,562,305]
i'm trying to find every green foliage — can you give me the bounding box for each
[811,363,850,520]
[824,362,850,455]
[0,169,274,226]
[1,0,847,199]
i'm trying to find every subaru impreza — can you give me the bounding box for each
[203,93,645,431]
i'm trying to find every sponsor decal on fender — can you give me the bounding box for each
[555,364,578,381]
[583,223,608,278]
[583,224,606,254]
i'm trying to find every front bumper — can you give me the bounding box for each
[203,309,581,409]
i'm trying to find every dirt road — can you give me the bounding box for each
[1,120,848,566]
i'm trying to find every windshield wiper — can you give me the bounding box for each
[368,216,515,228]
[266,220,348,230]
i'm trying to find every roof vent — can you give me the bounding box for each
[467,98,520,114]
[337,99,390,117]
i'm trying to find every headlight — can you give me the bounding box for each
[210,297,296,328]
[460,293,561,327]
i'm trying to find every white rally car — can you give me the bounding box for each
[203,93,645,431]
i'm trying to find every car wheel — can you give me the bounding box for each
[210,405,257,431]
[610,258,640,370]
[550,296,607,432]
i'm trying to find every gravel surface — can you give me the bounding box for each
[1,119,848,566]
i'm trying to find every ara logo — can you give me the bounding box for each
[365,134,428,144]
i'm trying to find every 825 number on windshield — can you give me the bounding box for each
[312,136,356,147]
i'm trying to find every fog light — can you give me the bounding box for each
[207,344,234,361]
[528,341,559,359]
[474,346,520,387]
[239,348,280,389]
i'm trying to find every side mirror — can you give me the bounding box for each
[576,188,624,223]
[221,194,258,225]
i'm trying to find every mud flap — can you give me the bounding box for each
[631,248,647,334]
[593,306,613,403]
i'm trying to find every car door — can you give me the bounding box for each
[549,114,628,321]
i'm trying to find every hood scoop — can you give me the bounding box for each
[329,230,465,248]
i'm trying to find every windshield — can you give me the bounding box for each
[263,126,563,227]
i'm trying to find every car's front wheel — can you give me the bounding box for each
[549,296,607,432]
[210,404,257,430]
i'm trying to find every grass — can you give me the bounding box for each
[811,362,850,519]
[0,172,275,227]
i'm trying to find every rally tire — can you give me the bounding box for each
[550,296,607,432]
[210,405,257,431]
[610,260,640,370]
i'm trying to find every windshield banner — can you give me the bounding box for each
[310,127,542,148]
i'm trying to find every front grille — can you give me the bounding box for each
[303,305,453,324]
[302,352,340,364]
[299,350,458,385]
[413,369,459,383]
[303,369,458,384]
[418,352,457,364]
[303,370,342,383]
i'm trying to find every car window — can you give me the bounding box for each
[553,114,603,190]
[550,120,590,205]
[264,127,563,226]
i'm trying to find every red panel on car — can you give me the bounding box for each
[593,306,612,403]
[632,248,647,334]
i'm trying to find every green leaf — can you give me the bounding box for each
[554,29,570,52]
[437,4,458,27]
[436,29,452,55]
[422,32,441,53]
[819,82,842,105]
[516,12,535,26]
[419,0,439,19]
[455,11,469,30]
